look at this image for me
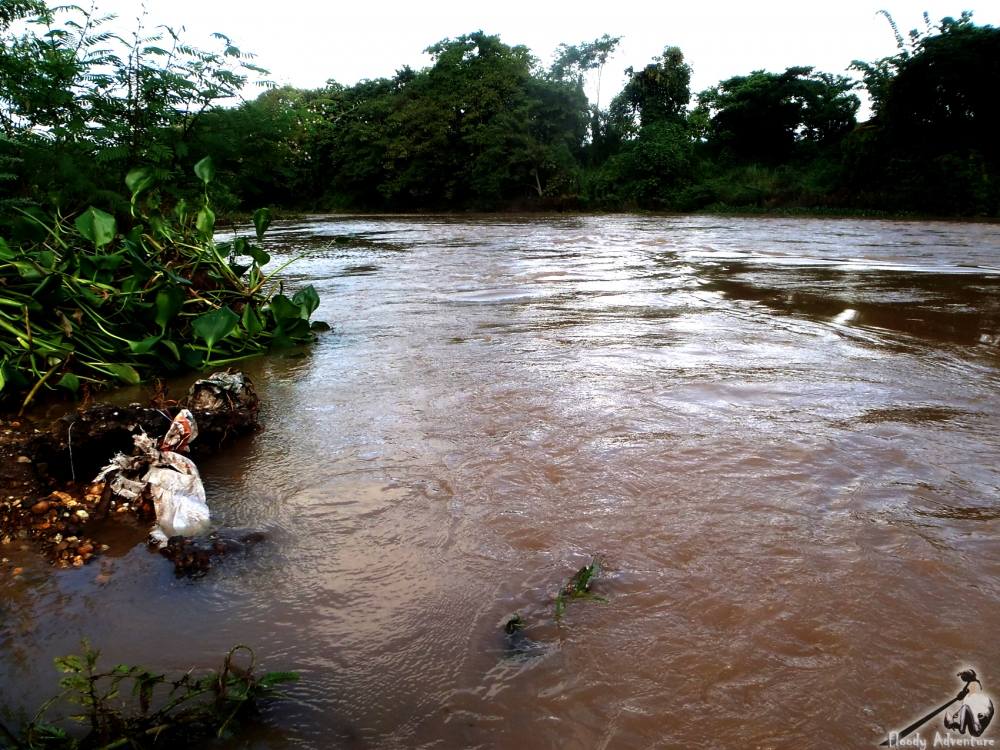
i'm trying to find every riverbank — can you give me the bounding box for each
[222,204,1000,224]
[0,372,260,567]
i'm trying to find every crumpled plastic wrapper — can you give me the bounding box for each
[96,409,210,547]
[186,371,257,412]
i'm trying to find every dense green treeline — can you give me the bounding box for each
[2,3,999,217]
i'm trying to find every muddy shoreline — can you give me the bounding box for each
[0,372,260,568]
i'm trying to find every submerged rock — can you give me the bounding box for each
[159,530,267,577]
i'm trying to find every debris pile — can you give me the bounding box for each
[0,371,259,567]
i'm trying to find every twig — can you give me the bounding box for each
[67,420,77,481]
[18,360,61,416]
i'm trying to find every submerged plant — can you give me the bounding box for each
[1,641,297,749]
[0,158,324,412]
[554,555,607,620]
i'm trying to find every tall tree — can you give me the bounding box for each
[844,14,1000,214]
[549,34,621,110]
[697,67,857,163]
[608,46,691,134]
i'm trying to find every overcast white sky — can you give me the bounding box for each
[88,0,998,114]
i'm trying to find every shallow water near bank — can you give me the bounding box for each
[3,214,1000,748]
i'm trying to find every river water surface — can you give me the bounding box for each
[3,215,1000,748]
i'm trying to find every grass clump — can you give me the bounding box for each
[554,556,607,620]
[0,642,297,749]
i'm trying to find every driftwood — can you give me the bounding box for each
[0,372,260,566]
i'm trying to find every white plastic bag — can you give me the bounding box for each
[145,449,210,546]
[96,409,211,547]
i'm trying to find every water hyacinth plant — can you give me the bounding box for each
[0,157,324,412]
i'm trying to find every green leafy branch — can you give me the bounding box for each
[3,641,298,749]
[554,556,607,620]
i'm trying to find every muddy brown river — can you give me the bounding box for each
[3,215,1000,748]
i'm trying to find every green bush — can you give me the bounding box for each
[0,158,323,412]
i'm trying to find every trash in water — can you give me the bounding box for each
[554,555,607,620]
[95,409,210,547]
[186,371,258,413]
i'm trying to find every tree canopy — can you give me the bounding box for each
[1,3,997,216]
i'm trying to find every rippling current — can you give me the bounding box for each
[3,215,1000,748]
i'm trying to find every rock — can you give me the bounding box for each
[31,500,50,515]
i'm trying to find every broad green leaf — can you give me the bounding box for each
[192,306,239,360]
[196,206,216,237]
[0,361,27,392]
[275,317,310,342]
[102,363,141,385]
[242,304,263,337]
[34,249,55,269]
[268,294,301,324]
[229,261,250,278]
[246,245,270,266]
[125,167,155,199]
[128,334,161,354]
[193,156,215,185]
[57,373,80,393]
[258,671,299,688]
[160,340,180,360]
[74,207,117,249]
[84,252,124,272]
[0,238,13,260]
[252,207,271,240]
[12,260,42,280]
[180,345,204,369]
[155,287,185,329]
[292,285,320,317]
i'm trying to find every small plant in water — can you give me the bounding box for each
[0,641,297,749]
[554,555,607,620]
